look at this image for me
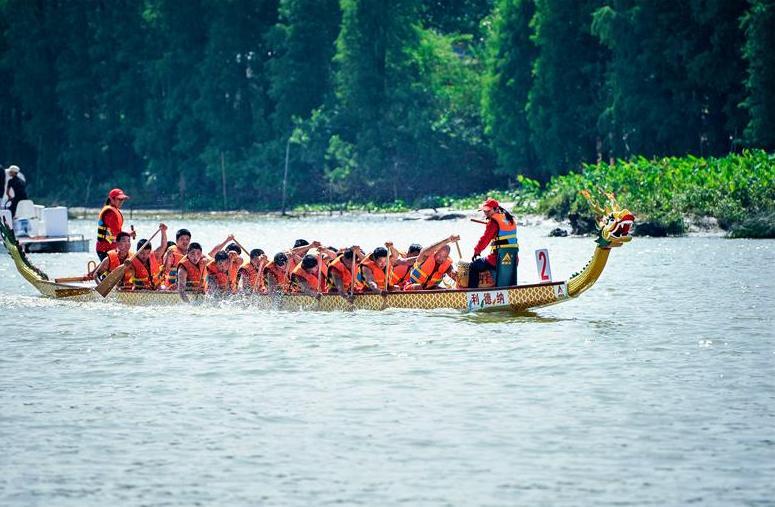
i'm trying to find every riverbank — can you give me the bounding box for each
[68,150,773,238]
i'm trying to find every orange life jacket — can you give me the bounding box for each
[490,212,518,253]
[129,254,162,289]
[228,259,242,292]
[390,263,412,286]
[356,258,386,291]
[96,205,123,249]
[177,256,206,291]
[206,260,230,292]
[264,262,289,291]
[239,261,263,292]
[164,245,186,288]
[106,249,133,286]
[326,255,354,292]
[408,256,452,289]
[291,263,320,292]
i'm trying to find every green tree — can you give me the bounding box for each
[741,0,775,149]
[333,0,427,200]
[592,0,748,159]
[134,0,210,208]
[265,0,340,207]
[527,0,608,178]
[482,0,537,178]
[194,0,278,208]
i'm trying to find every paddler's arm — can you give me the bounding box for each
[362,265,379,291]
[177,267,190,302]
[351,245,365,263]
[332,269,345,293]
[445,263,458,281]
[256,256,268,292]
[416,235,460,264]
[384,242,403,261]
[208,234,235,258]
[90,257,110,278]
[394,255,417,267]
[153,223,168,259]
[473,221,498,259]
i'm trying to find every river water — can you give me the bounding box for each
[1,215,773,506]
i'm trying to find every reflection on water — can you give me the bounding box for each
[1,216,774,506]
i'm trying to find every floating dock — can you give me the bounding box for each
[5,235,89,253]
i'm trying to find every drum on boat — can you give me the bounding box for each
[456,261,495,289]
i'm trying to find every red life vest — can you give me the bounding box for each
[291,263,320,292]
[129,254,162,289]
[96,205,123,252]
[408,256,452,289]
[177,256,206,291]
[206,260,230,292]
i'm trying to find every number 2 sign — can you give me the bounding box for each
[534,248,552,282]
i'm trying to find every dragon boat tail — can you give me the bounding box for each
[0,193,634,313]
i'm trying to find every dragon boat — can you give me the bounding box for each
[0,193,634,313]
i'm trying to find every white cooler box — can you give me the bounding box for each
[42,207,69,237]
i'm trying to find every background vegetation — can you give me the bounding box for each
[1,0,773,217]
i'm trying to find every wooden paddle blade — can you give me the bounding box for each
[55,287,94,298]
[95,264,128,297]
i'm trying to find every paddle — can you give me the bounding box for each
[349,248,358,298]
[316,250,324,296]
[471,218,487,225]
[95,227,162,297]
[384,248,391,291]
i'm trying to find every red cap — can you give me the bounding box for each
[479,198,499,211]
[108,188,129,200]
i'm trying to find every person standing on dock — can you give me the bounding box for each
[4,165,27,217]
[467,198,518,288]
[96,188,131,261]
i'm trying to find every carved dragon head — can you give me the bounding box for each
[580,189,635,248]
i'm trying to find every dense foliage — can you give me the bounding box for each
[539,150,775,236]
[0,0,772,210]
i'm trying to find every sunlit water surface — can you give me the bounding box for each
[1,216,773,506]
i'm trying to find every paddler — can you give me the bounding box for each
[176,242,207,302]
[326,246,363,294]
[162,228,191,289]
[290,253,323,295]
[224,243,244,292]
[467,198,518,288]
[264,252,290,293]
[205,251,231,295]
[238,249,268,293]
[384,242,421,288]
[355,247,390,293]
[89,231,133,284]
[95,188,134,261]
[404,235,459,291]
[125,224,168,290]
